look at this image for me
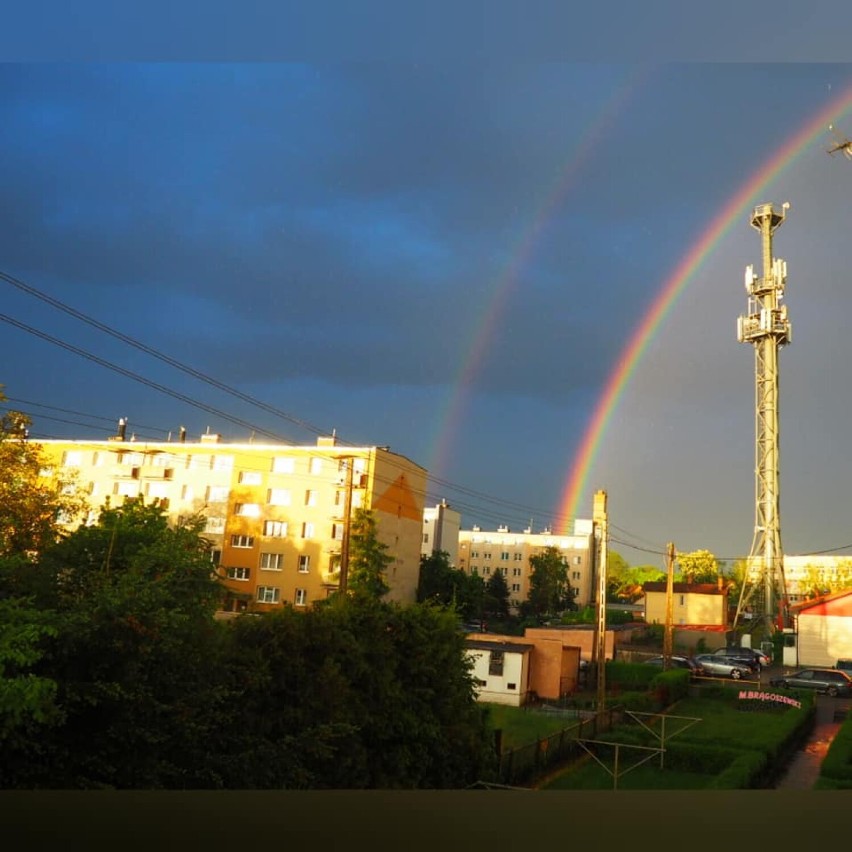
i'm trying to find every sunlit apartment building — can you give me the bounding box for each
[37,431,427,612]
[456,521,596,611]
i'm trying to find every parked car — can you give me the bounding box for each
[694,654,753,680]
[835,659,852,677]
[711,646,769,670]
[769,668,852,697]
[643,655,705,676]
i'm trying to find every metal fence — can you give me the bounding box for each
[494,705,624,787]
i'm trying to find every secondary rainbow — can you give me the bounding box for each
[427,69,649,485]
[558,82,852,533]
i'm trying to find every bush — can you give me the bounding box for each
[819,721,852,782]
[707,750,770,789]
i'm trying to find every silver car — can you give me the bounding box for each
[694,654,753,680]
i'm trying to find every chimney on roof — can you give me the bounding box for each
[117,417,127,441]
[179,426,186,443]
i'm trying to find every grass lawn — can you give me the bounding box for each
[483,703,585,750]
[543,761,712,790]
[536,687,814,790]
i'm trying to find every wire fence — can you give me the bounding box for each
[492,705,625,787]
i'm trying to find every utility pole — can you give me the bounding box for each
[735,202,792,634]
[338,457,356,594]
[663,542,676,669]
[592,490,608,711]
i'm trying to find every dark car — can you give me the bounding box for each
[694,654,753,680]
[769,668,852,697]
[712,646,768,670]
[643,655,705,676]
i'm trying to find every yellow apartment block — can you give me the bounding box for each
[457,524,595,610]
[37,433,426,612]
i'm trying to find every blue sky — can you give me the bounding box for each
[3,59,852,567]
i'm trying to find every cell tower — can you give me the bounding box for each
[734,202,792,633]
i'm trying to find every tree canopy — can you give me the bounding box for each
[347,508,391,598]
[526,547,574,615]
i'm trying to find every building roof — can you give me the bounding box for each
[464,640,534,654]
[643,582,727,595]
[791,588,852,617]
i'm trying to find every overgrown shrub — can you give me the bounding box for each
[706,749,770,789]
[819,720,852,782]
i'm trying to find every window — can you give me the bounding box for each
[679,595,685,606]
[489,651,504,676]
[210,549,222,566]
[181,485,194,502]
[332,523,344,540]
[483,567,491,575]
[298,555,310,573]
[351,491,363,509]
[572,571,581,580]
[304,489,317,507]
[152,453,172,467]
[188,454,212,470]
[230,534,255,548]
[114,481,139,497]
[145,481,169,499]
[256,586,280,604]
[471,550,479,558]
[234,503,261,517]
[207,485,230,503]
[239,471,263,485]
[513,568,521,576]
[573,556,582,565]
[301,522,314,539]
[511,583,520,592]
[500,552,509,561]
[226,566,250,581]
[119,451,143,467]
[263,520,288,537]
[500,567,508,577]
[514,553,523,561]
[309,458,323,475]
[260,552,283,571]
[471,567,478,576]
[213,455,233,471]
[423,533,429,544]
[88,481,100,496]
[507,683,516,691]
[272,456,294,474]
[483,552,492,560]
[92,451,106,467]
[294,588,307,607]
[61,450,82,467]
[267,488,291,506]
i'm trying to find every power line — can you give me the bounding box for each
[0,268,331,439]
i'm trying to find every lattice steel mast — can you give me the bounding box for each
[734,202,791,632]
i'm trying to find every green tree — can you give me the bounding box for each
[417,550,455,604]
[9,498,231,788]
[677,549,721,584]
[226,595,494,788]
[606,550,631,600]
[0,400,86,561]
[483,570,511,621]
[347,508,391,598]
[417,551,485,623]
[527,547,574,615]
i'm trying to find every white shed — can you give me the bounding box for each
[464,639,533,706]
[792,590,852,668]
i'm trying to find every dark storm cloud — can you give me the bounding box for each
[0,63,656,407]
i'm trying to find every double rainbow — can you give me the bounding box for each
[558,81,852,532]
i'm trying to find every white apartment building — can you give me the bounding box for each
[457,521,596,611]
[421,500,461,562]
